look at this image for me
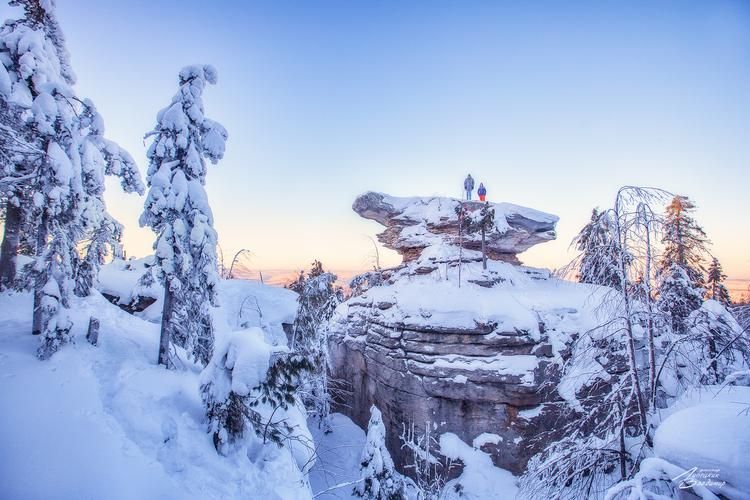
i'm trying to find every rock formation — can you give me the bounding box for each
[353,191,558,264]
[328,192,596,476]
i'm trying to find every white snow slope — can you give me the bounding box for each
[0,279,309,500]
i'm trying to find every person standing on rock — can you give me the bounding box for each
[478,182,487,202]
[464,174,475,200]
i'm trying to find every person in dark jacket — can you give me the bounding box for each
[464,174,475,200]
[478,182,487,201]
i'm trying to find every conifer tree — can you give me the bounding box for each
[354,405,405,500]
[0,0,77,350]
[705,257,731,306]
[0,1,142,356]
[73,98,143,296]
[657,196,709,334]
[201,335,312,455]
[288,260,342,430]
[573,208,624,290]
[463,202,495,270]
[140,65,227,368]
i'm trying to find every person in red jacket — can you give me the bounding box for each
[478,182,487,201]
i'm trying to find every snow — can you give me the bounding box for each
[308,416,520,500]
[439,433,518,500]
[97,258,297,343]
[653,385,750,494]
[202,328,274,398]
[472,433,502,448]
[518,405,544,419]
[377,193,559,233]
[431,353,539,383]
[0,286,311,500]
[309,413,368,499]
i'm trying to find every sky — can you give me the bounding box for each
[3,0,748,288]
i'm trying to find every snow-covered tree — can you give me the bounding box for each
[0,1,142,360]
[521,187,670,499]
[0,0,73,320]
[74,214,123,297]
[349,269,384,297]
[200,333,312,455]
[139,65,227,368]
[288,260,342,430]
[573,208,625,290]
[0,76,40,289]
[72,98,142,296]
[656,195,708,334]
[354,405,405,500]
[656,264,704,336]
[463,202,495,270]
[705,256,731,306]
[521,187,750,500]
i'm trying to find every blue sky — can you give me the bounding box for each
[4,0,748,281]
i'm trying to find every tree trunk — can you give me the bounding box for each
[458,206,463,288]
[618,397,627,480]
[32,219,48,336]
[0,202,22,289]
[707,335,718,384]
[86,316,100,346]
[613,197,649,440]
[158,284,173,367]
[481,227,487,270]
[644,227,656,408]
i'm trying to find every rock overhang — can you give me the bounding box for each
[353,191,558,263]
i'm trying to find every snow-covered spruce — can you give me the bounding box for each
[705,256,731,306]
[459,201,495,270]
[354,405,406,500]
[199,329,312,455]
[288,260,342,431]
[573,208,625,290]
[0,0,142,359]
[73,98,143,297]
[139,64,227,367]
[656,195,709,334]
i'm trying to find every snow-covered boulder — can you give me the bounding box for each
[329,192,598,476]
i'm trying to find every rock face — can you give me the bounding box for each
[353,192,558,264]
[329,192,594,476]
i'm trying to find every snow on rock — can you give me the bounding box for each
[353,191,558,264]
[329,192,601,476]
[96,257,297,344]
[439,433,518,499]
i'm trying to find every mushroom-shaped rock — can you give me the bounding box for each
[353,192,558,263]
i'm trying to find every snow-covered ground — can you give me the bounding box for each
[309,413,368,499]
[653,385,750,497]
[309,415,519,500]
[97,257,297,344]
[0,279,310,500]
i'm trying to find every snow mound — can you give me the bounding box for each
[654,386,750,495]
[439,433,518,499]
[97,257,298,344]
